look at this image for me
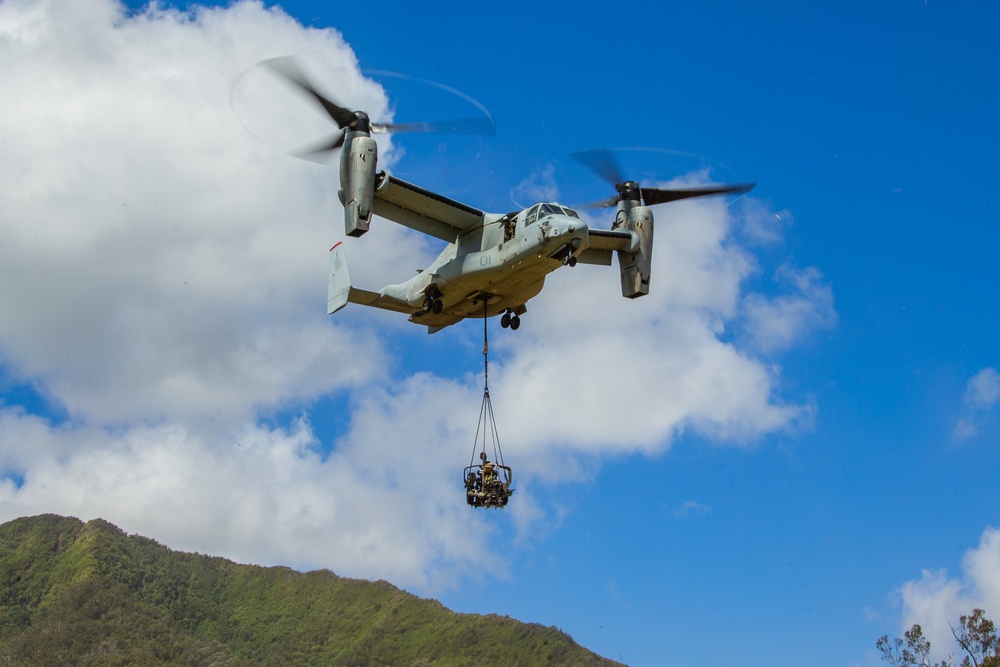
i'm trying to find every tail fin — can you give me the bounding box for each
[328,242,352,315]
[327,242,417,318]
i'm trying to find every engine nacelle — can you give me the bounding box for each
[338,133,377,237]
[617,205,654,298]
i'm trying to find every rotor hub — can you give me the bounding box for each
[351,110,370,133]
[617,181,642,203]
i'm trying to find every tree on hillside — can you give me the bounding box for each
[877,624,942,667]
[878,610,999,667]
[952,610,1000,667]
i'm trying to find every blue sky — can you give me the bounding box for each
[1,1,998,665]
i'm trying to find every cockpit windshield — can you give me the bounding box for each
[539,203,580,219]
[525,203,580,226]
[538,203,562,217]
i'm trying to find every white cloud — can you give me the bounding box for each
[953,368,1000,442]
[488,194,815,470]
[0,0,485,588]
[674,500,711,518]
[737,198,794,247]
[0,400,500,590]
[0,0,833,591]
[898,526,1000,662]
[0,0,417,428]
[741,263,837,353]
[965,368,1000,410]
[509,163,560,208]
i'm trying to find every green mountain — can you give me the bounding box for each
[0,514,623,666]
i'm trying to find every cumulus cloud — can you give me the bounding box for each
[489,192,817,469]
[0,0,834,590]
[898,526,1000,662]
[0,0,415,428]
[953,368,1000,442]
[0,390,501,589]
[741,263,837,353]
[0,0,473,587]
[737,198,794,247]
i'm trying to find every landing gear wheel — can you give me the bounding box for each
[432,299,443,314]
[510,315,520,330]
[500,312,511,329]
[567,256,578,267]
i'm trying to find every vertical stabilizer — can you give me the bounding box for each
[328,242,352,314]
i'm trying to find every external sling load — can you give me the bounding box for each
[464,303,513,509]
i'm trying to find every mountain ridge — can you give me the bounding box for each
[0,514,624,666]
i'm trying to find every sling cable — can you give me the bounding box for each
[464,300,513,508]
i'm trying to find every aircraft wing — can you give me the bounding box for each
[577,228,635,265]
[373,173,486,243]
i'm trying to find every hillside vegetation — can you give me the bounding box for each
[0,514,622,666]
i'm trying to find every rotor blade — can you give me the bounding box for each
[262,56,357,129]
[291,132,347,162]
[576,195,620,210]
[571,149,624,187]
[641,182,755,206]
[372,115,496,136]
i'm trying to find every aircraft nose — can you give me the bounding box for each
[546,216,587,242]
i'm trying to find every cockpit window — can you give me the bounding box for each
[539,203,562,218]
[525,205,539,226]
[537,203,581,219]
[526,203,580,224]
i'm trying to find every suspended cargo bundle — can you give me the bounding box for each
[464,391,513,509]
[464,304,513,509]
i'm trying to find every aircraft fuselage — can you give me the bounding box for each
[380,207,589,322]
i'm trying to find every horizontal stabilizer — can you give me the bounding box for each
[349,286,413,314]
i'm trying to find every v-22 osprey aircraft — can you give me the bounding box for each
[263,58,754,334]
